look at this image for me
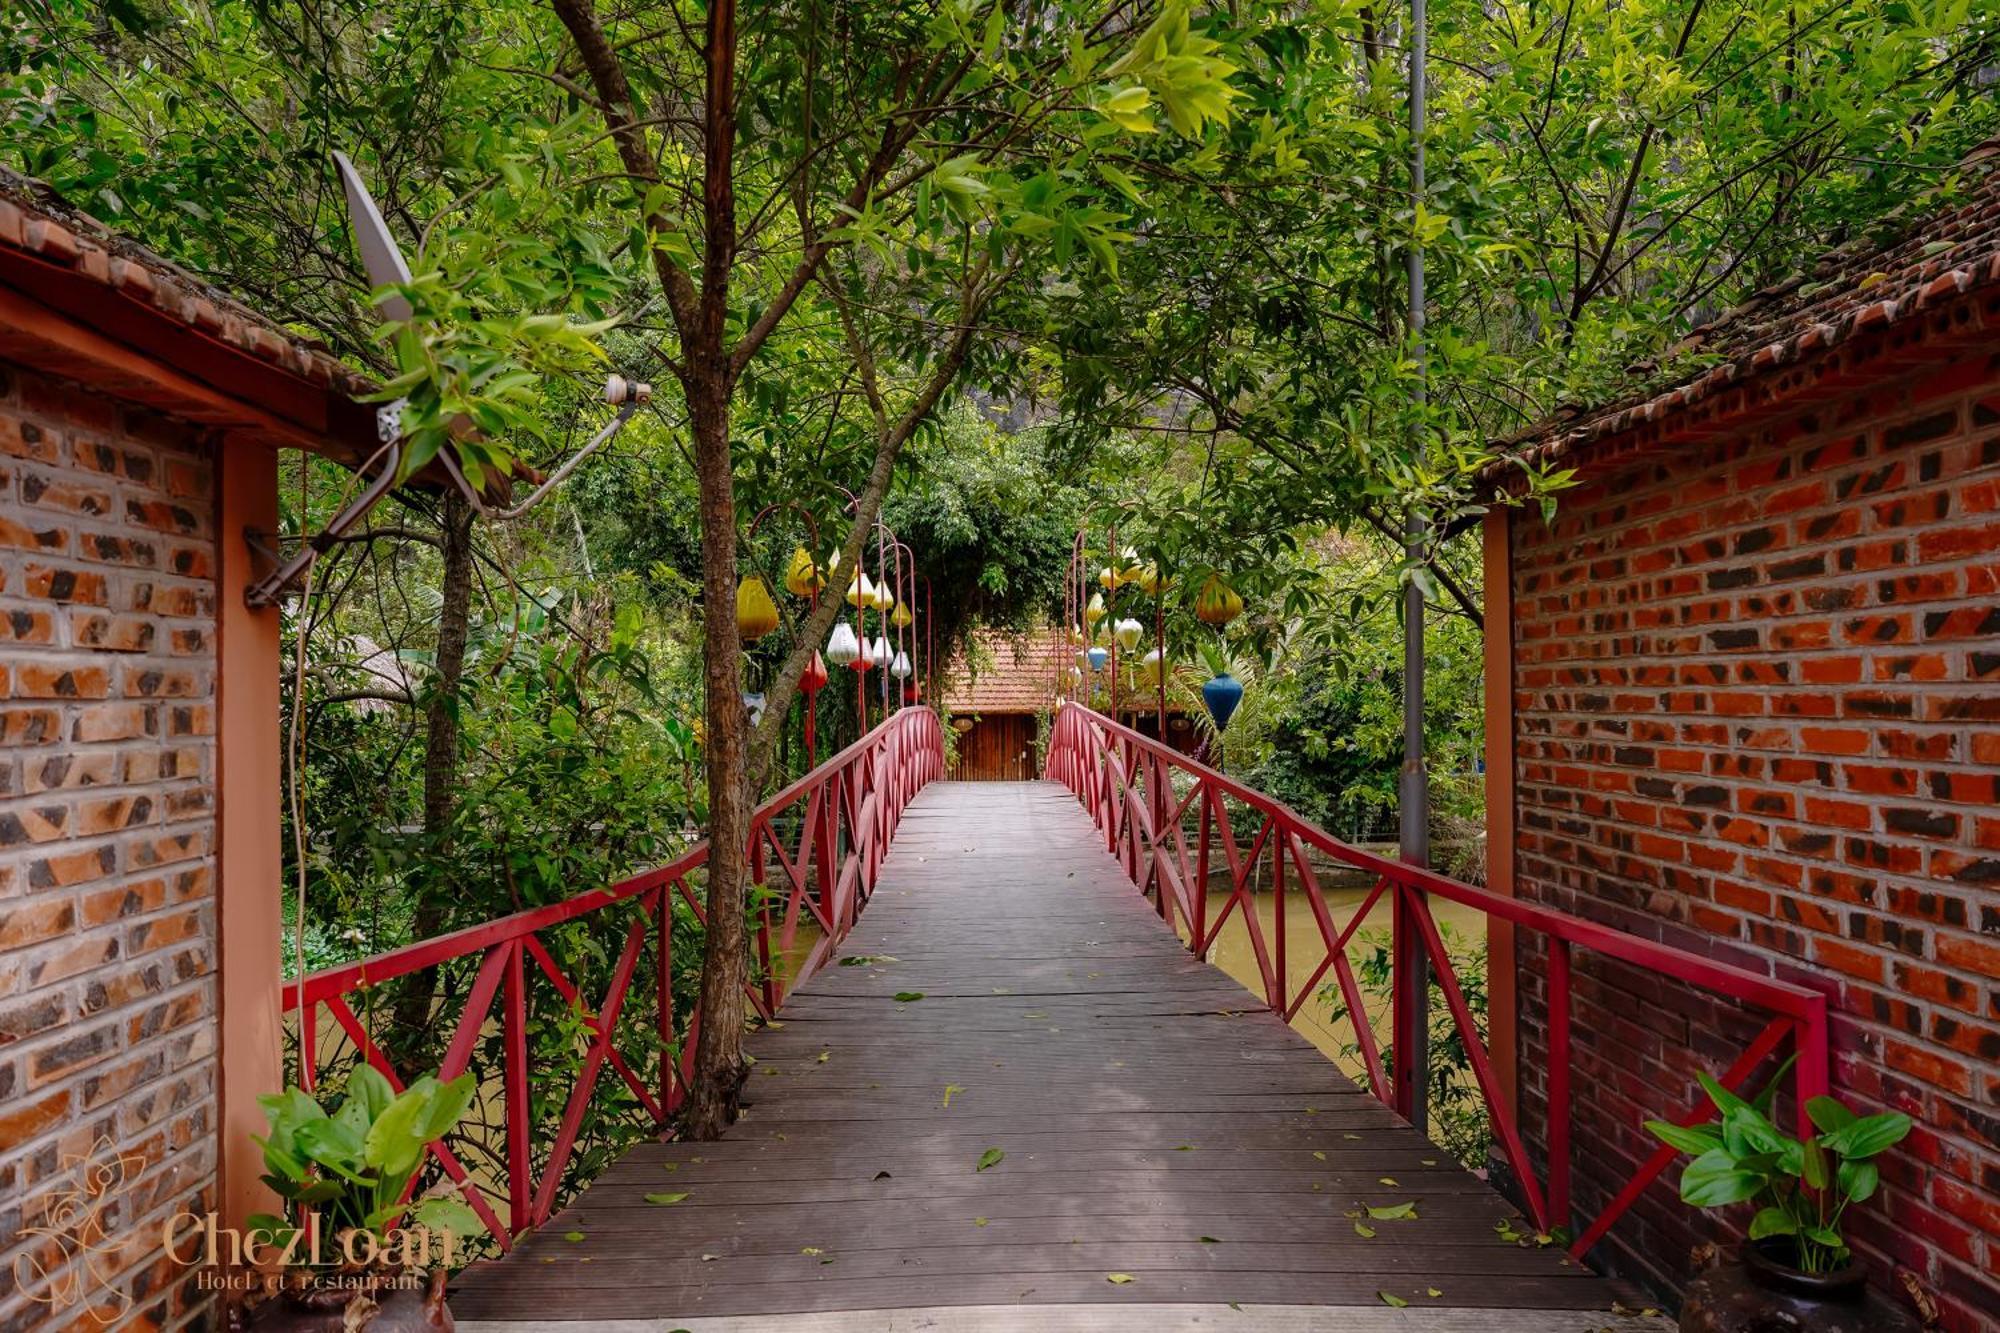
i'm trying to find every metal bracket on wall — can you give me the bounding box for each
[242,401,406,609]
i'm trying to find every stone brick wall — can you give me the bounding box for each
[1508,353,1999,1329]
[0,360,218,1331]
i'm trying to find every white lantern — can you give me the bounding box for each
[742,691,766,725]
[890,650,912,679]
[1068,665,1083,687]
[1113,617,1143,651]
[869,636,893,667]
[826,620,861,666]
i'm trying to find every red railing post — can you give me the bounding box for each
[505,939,531,1230]
[1548,936,1572,1233]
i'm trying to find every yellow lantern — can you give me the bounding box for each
[783,546,822,597]
[1098,565,1118,591]
[1085,591,1106,629]
[1194,574,1244,626]
[891,603,914,628]
[1136,564,1162,597]
[872,581,895,613]
[737,576,781,640]
[846,572,877,609]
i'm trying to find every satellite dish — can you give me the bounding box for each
[332,150,414,321]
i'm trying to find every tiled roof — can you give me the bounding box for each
[940,628,1067,715]
[0,170,375,399]
[1484,152,2000,488]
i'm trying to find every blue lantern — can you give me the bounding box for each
[1202,672,1243,732]
[1086,646,1109,673]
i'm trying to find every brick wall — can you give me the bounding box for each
[0,361,218,1332]
[1509,352,2000,1329]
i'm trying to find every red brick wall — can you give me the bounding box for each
[0,361,218,1331]
[1509,353,2000,1329]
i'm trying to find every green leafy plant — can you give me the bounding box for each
[1647,1065,1910,1275]
[251,1067,484,1260]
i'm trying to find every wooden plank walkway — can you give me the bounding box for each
[453,782,1664,1330]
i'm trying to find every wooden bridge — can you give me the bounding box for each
[289,705,1827,1330]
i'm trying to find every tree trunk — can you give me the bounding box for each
[391,490,476,1073]
[682,381,753,1138]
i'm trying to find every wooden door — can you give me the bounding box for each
[953,715,1036,780]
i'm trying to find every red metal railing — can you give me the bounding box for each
[1045,703,1828,1260]
[284,705,943,1249]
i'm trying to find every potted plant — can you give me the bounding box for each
[1647,1066,1921,1332]
[227,1066,482,1331]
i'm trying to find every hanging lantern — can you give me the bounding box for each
[826,620,861,667]
[871,579,895,613]
[1098,565,1118,591]
[1085,592,1106,629]
[869,636,894,667]
[736,576,780,640]
[1086,646,1109,673]
[1115,546,1144,585]
[890,650,912,680]
[801,650,830,694]
[743,690,767,725]
[891,602,914,629]
[1113,617,1143,651]
[845,572,877,609]
[1067,665,1084,687]
[1137,564,1163,597]
[1194,574,1244,626]
[1202,671,1244,732]
[783,546,822,597]
[1136,647,1164,685]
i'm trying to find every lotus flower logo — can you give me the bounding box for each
[13,1135,150,1323]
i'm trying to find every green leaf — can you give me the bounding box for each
[1696,1071,1751,1117]
[976,1147,1004,1172]
[421,1072,478,1141]
[1748,1207,1798,1240]
[1821,1112,1911,1160]
[1806,1096,1857,1134]
[1378,1291,1408,1307]
[412,1197,483,1238]
[363,1081,432,1180]
[344,1065,396,1126]
[1106,1273,1135,1285]
[1679,1149,1766,1207]
[894,991,926,1003]
[644,1192,689,1205]
[1366,1201,1417,1220]
[1837,1158,1879,1204]
[1645,1119,1723,1155]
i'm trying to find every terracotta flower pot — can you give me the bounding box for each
[1679,1241,1921,1333]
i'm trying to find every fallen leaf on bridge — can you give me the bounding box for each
[943,1083,966,1107]
[1106,1273,1135,1285]
[563,1231,586,1242]
[894,991,925,1001]
[644,1192,689,1205]
[973,1217,989,1227]
[976,1147,1005,1171]
[1378,1291,1408,1307]
[1353,1221,1375,1238]
[1366,1201,1417,1220]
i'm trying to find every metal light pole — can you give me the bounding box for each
[1393,0,1432,1136]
